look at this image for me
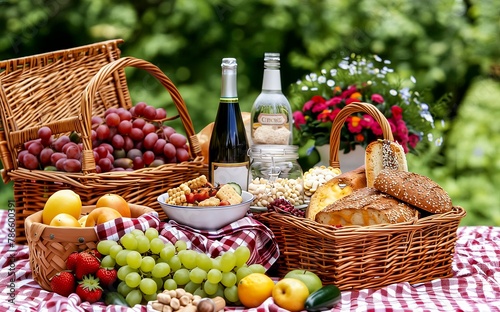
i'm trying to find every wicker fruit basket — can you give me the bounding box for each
[0,40,206,243]
[25,203,155,291]
[255,102,466,290]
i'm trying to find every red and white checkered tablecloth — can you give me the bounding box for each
[1,209,499,312]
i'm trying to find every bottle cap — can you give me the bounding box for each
[264,52,280,69]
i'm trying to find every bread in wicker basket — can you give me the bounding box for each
[25,203,155,291]
[253,102,466,290]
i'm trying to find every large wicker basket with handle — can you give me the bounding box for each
[0,40,206,243]
[25,203,155,291]
[255,102,466,290]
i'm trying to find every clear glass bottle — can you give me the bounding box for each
[209,58,250,190]
[250,53,293,145]
[247,145,304,208]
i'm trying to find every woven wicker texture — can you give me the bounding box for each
[0,40,206,243]
[255,102,466,290]
[25,204,154,291]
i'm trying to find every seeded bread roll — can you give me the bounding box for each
[365,139,408,188]
[315,187,417,226]
[306,166,366,221]
[374,169,453,214]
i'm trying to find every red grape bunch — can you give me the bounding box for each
[91,102,190,173]
[17,102,191,173]
[18,127,83,172]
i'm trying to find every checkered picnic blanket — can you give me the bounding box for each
[1,209,499,312]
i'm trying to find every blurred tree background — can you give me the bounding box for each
[0,0,499,225]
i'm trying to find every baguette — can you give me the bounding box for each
[315,187,417,226]
[373,169,453,214]
[306,165,366,220]
[365,139,408,188]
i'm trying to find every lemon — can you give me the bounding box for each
[238,273,274,308]
[78,215,88,227]
[42,189,82,225]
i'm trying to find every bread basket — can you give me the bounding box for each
[0,40,207,243]
[254,102,466,290]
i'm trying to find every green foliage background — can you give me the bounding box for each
[0,0,499,226]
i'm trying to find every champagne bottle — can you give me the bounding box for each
[209,58,249,191]
[250,52,293,145]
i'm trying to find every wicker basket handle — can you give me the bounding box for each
[328,102,394,169]
[79,57,200,173]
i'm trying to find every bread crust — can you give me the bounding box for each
[315,187,417,226]
[373,169,453,214]
[365,139,408,187]
[306,166,366,220]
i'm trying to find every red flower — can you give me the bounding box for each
[317,109,332,122]
[371,94,384,104]
[391,105,403,120]
[355,133,365,142]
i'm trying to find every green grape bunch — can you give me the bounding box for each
[96,228,266,306]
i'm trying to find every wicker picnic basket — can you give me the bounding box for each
[0,40,207,244]
[25,203,155,291]
[255,102,466,291]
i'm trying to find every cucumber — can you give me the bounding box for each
[304,284,341,311]
[227,182,242,195]
[104,291,129,307]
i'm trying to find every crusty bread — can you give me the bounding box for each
[315,187,417,226]
[365,139,408,188]
[306,166,366,220]
[374,169,453,214]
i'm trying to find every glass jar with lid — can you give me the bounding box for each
[247,145,305,209]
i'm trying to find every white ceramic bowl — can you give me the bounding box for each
[157,191,254,230]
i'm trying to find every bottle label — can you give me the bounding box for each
[257,113,287,125]
[211,162,249,190]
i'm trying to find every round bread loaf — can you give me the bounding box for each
[373,169,452,214]
[315,187,417,226]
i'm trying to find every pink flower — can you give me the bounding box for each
[371,93,384,104]
[408,134,420,148]
[326,96,343,107]
[391,105,403,120]
[360,114,375,128]
[303,95,326,112]
[293,111,306,129]
[371,122,383,136]
[347,116,363,133]
[341,85,358,98]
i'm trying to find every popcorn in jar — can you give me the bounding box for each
[248,145,305,208]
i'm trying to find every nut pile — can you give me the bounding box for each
[149,288,203,312]
[303,166,342,197]
[248,177,304,207]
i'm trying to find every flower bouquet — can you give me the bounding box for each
[290,54,444,155]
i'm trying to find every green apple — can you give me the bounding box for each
[284,269,323,294]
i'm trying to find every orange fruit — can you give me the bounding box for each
[238,273,275,308]
[96,194,131,217]
[42,190,82,225]
[49,213,81,227]
[85,207,122,227]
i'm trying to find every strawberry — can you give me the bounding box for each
[76,275,103,303]
[87,249,102,260]
[50,271,76,297]
[75,252,101,280]
[96,267,117,288]
[66,252,79,271]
